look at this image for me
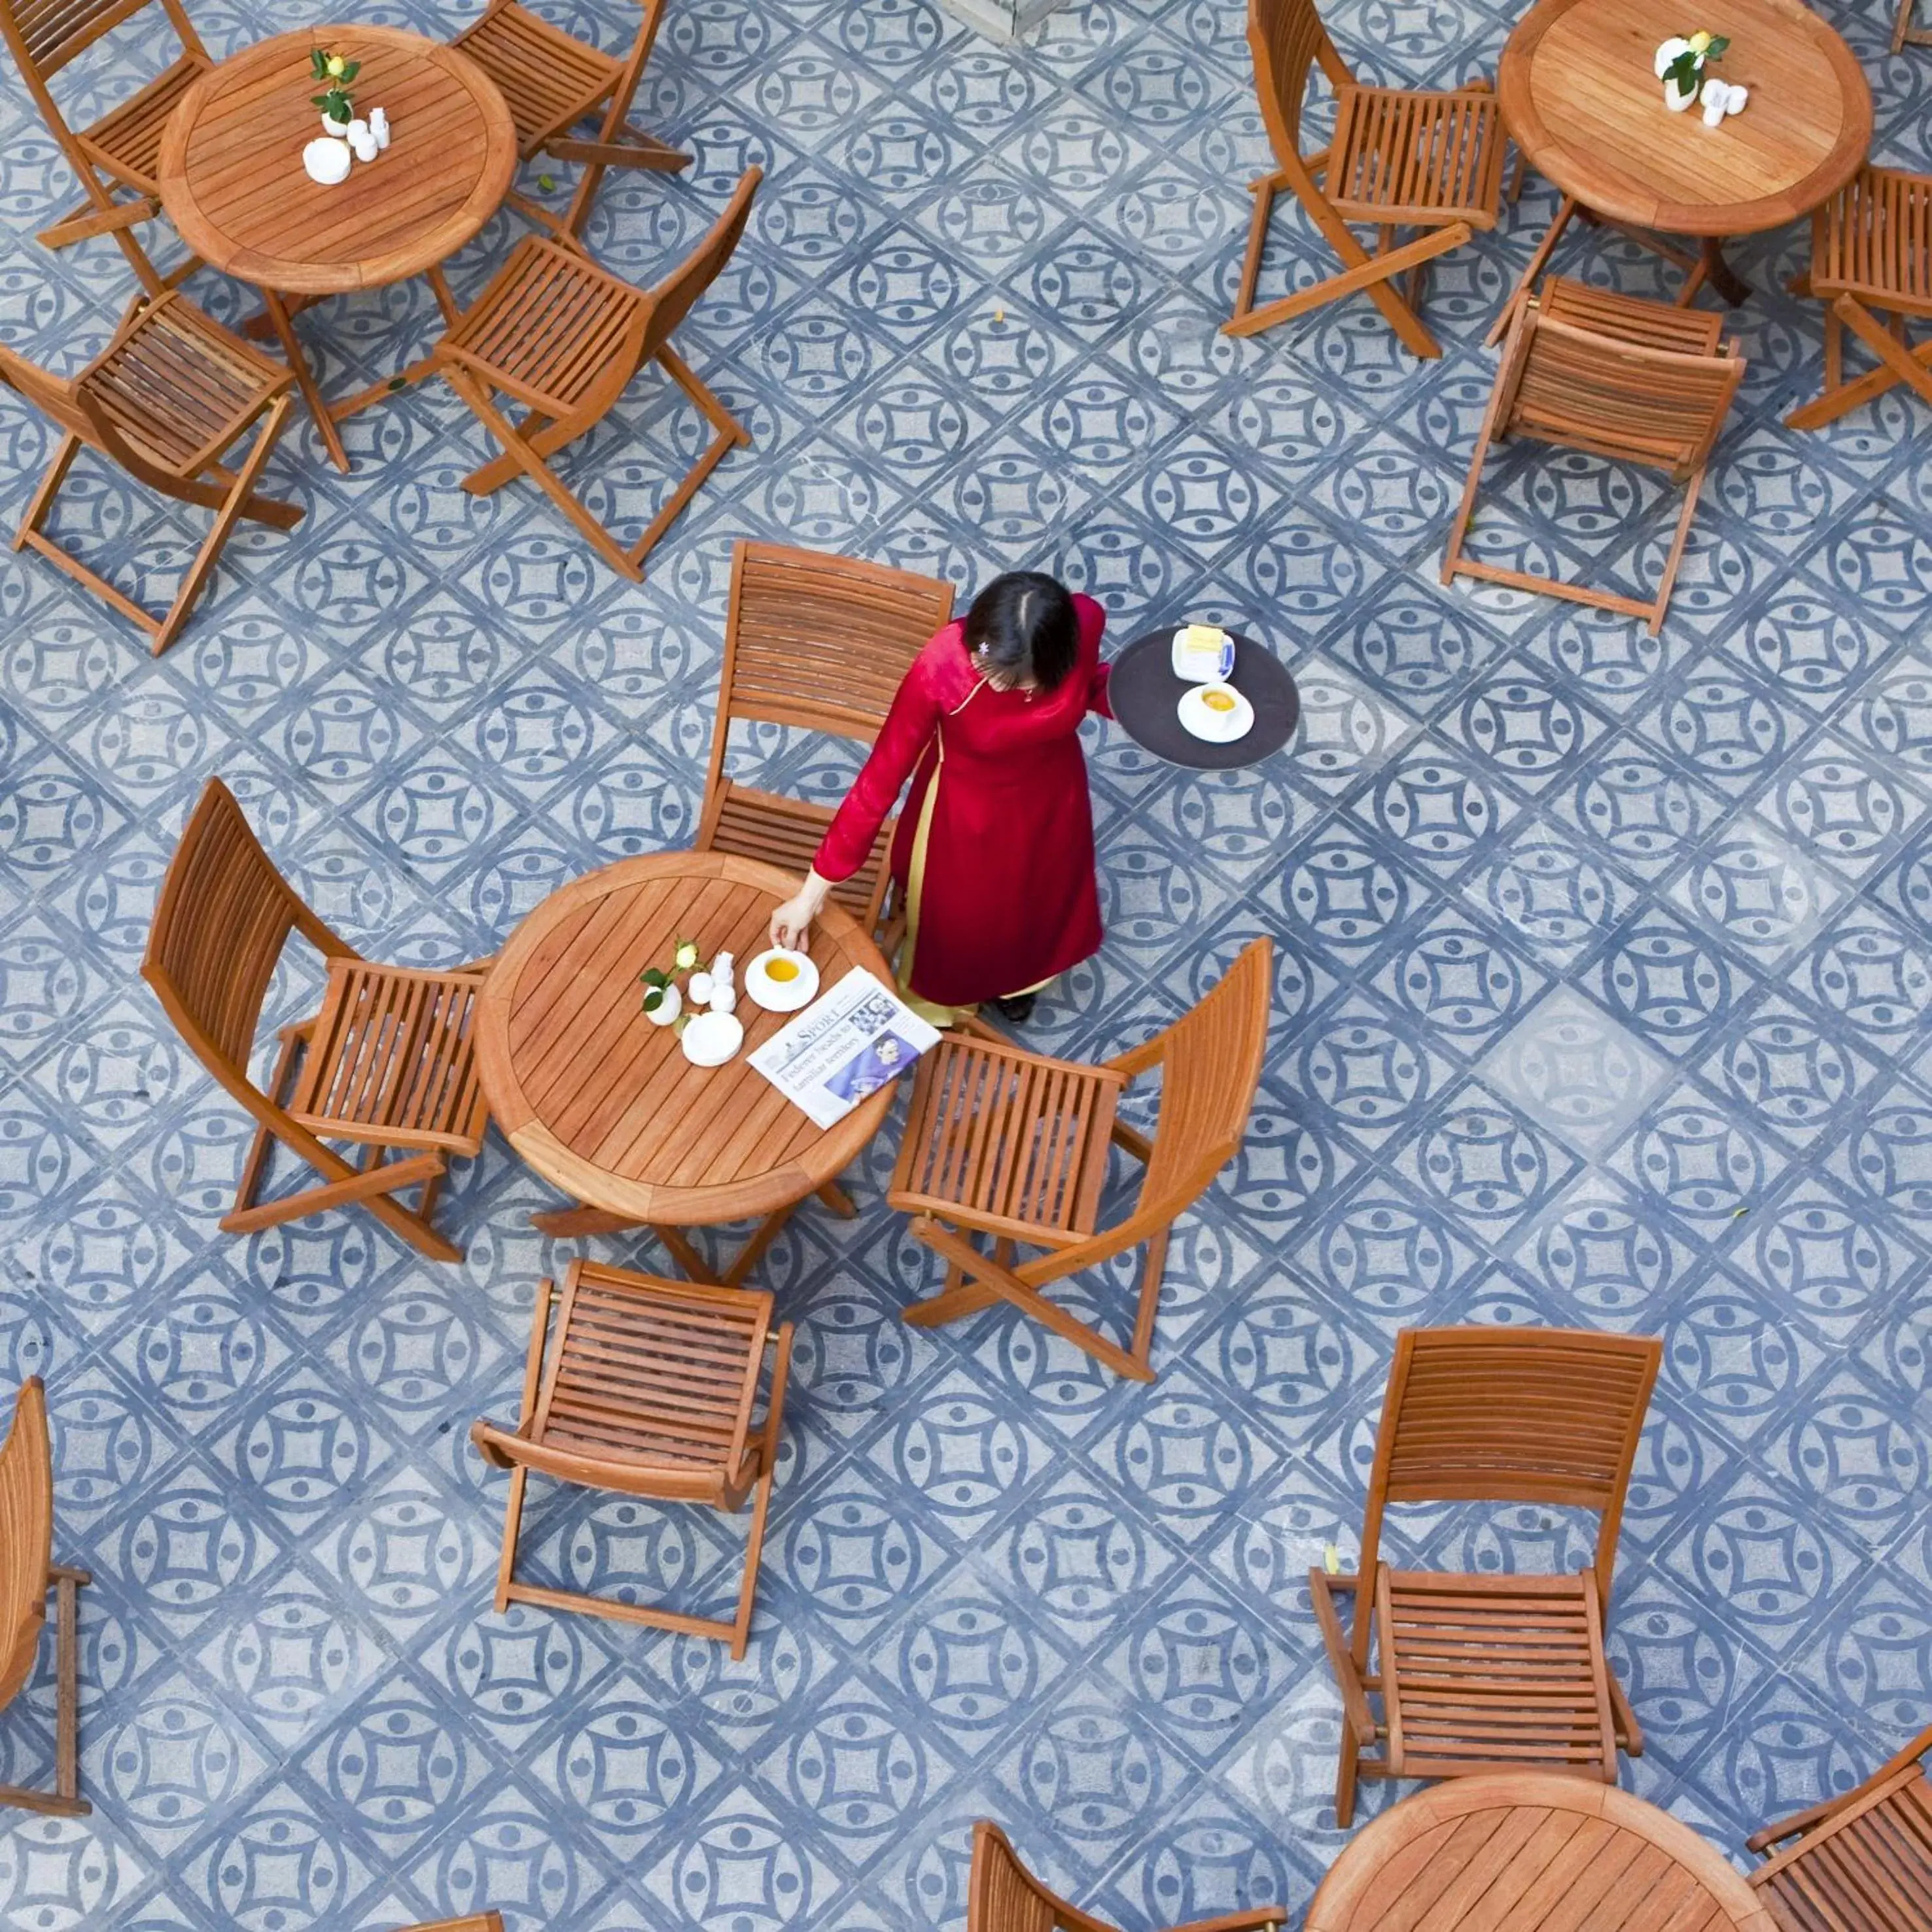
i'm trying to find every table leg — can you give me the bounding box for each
[262,289,349,474]
[531,1204,642,1238]
[722,1203,798,1288]
[527,1201,825,1290]
[1486,193,1577,347]
[245,292,316,343]
[1695,236,1751,307]
[427,262,462,325]
[319,265,465,428]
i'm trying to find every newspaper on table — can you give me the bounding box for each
[748,966,941,1129]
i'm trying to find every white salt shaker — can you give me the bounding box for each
[369,107,391,149]
[1725,84,1748,115]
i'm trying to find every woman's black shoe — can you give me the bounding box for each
[992,993,1037,1024]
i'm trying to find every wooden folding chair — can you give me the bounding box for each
[697,540,955,942]
[887,938,1271,1384]
[141,779,490,1265]
[0,0,208,292]
[1746,1720,1932,1930]
[0,1379,88,1818]
[449,0,690,242]
[1310,1326,1662,1827]
[471,1261,792,1657]
[1225,0,1506,357]
[1786,167,1932,433]
[0,292,298,654]
[1897,0,1931,52]
[434,167,760,581]
[1442,277,1744,635]
[396,1918,506,1932]
[969,1821,1286,1932]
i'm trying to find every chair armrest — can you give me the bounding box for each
[1167,1909,1286,1932]
[1308,1569,1377,1747]
[1746,1721,1932,1852]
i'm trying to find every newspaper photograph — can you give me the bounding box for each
[748,966,941,1129]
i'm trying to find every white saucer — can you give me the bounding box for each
[746,948,819,1013]
[680,1010,744,1066]
[1178,681,1254,744]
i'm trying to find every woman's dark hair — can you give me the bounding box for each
[963,572,1078,693]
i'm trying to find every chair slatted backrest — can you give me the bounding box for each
[0,1378,52,1719]
[398,1916,507,1932]
[0,339,114,454]
[1112,938,1273,1231]
[641,166,761,362]
[1361,1327,1662,1603]
[1818,166,1932,307]
[968,1823,1114,1932]
[0,0,169,80]
[1755,1765,1932,1932]
[141,778,351,1091]
[718,541,957,743]
[1500,288,1743,481]
[1247,0,1354,177]
[0,314,240,503]
[475,1265,769,1503]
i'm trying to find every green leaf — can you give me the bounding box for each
[1706,34,1728,56]
[538,173,557,192]
[341,60,359,81]
[639,966,669,988]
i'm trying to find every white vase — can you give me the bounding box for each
[321,111,351,138]
[1663,72,1700,111]
[644,982,682,1026]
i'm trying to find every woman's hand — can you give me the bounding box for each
[770,869,833,951]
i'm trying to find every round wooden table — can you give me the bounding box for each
[159,26,516,473]
[1498,0,1869,311]
[1308,1775,1778,1932]
[475,852,899,1284]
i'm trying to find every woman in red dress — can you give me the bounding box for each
[768,572,1111,1022]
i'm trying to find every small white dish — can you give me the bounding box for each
[302,137,353,185]
[746,948,819,1013]
[1171,624,1235,683]
[680,1010,744,1066]
[1178,681,1254,745]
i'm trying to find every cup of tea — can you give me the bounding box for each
[764,956,800,983]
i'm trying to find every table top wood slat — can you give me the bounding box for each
[158,24,516,294]
[1309,1776,1780,1932]
[1498,0,1870,236]
[476,852,897,1225]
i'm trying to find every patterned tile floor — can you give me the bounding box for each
[3,0,1932,1925]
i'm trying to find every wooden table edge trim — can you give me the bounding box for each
[478,852,898,1227]
[1496,0,1872,237]
[156,25,516,295]
[1304,1774,1766,1932]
